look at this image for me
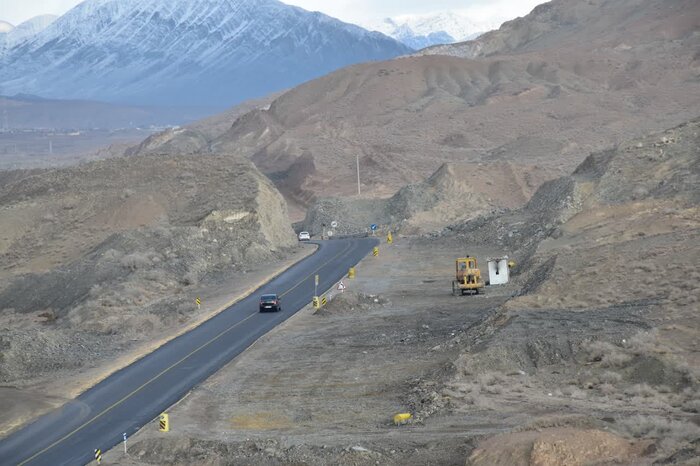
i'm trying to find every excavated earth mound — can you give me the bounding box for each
[301,162,558,235]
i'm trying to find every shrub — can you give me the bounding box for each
[625,383,656,399]
[120,253,152,271]
[600,371,623,384]
[180,271,199,286]
[617,415,700,442]
[599,383,617,396]
[584,340,632,367]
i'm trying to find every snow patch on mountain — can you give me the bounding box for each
[0,21,14,34]
[4,15,58,44]
[365,11,505,49]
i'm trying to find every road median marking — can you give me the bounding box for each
[17,240,358,465]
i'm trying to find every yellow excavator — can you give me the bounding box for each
[452,256,485,296]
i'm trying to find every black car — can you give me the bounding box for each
[259,293,282,312]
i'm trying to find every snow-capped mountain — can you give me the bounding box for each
[7,15,58,42]
[367,12,503,50]
[0,21,14,34]
[0,0,411,107]
[0,15,58,52]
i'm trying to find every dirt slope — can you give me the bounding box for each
[125,93,282,158]
[200,0,699,212]
[301,161,559,235]
[0,153,296,388]
[433,118,700,464]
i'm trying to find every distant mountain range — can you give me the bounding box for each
[365,12,503,49]
[0,0,411,108]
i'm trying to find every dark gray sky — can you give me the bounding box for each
[2,0,543,27]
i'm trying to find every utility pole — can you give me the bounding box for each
[356,153,361,196]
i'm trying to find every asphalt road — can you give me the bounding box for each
[0,237,377,466]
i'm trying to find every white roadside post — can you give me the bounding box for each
[356,153,361,195]
[123,432,127,454]
[315,274,319,297]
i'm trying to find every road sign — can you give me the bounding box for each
[123,432,128,454]
[195,297,201,309]
[312,296,320,308]
[331,221,338,228]
[327,230,334,237]
[373,247,379,257]
[337,281,346,292]
[94,449,102,464]
[321,296,328,306]
[370,224,377,231]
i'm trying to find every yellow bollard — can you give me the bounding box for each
[159,413,170,432]
[348,267,356,279]
[387,232,393,244]
[312,296,320,308]
[321,296,328,306]
[393,413,412,425]
[373,247,379,257]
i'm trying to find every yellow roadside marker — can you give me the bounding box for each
[159,413,170,432]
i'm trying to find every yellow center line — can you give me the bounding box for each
[18,240,356,466]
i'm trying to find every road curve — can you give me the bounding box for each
[0,237,378,466]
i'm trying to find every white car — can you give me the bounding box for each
[298,231,311,241]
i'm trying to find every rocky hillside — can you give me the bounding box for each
[0,153,296,385]
[301,162,559,235]
[187,0,699,216]
[507,118,699,312]
[405,118,700,465]
[420,0,699,58]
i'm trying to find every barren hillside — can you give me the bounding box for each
[192,0,699,215]
[0,153,297,390]
[301,161,560,235]
[417,117,700,465]
[118,119,699,466]
[420,0,699,58]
